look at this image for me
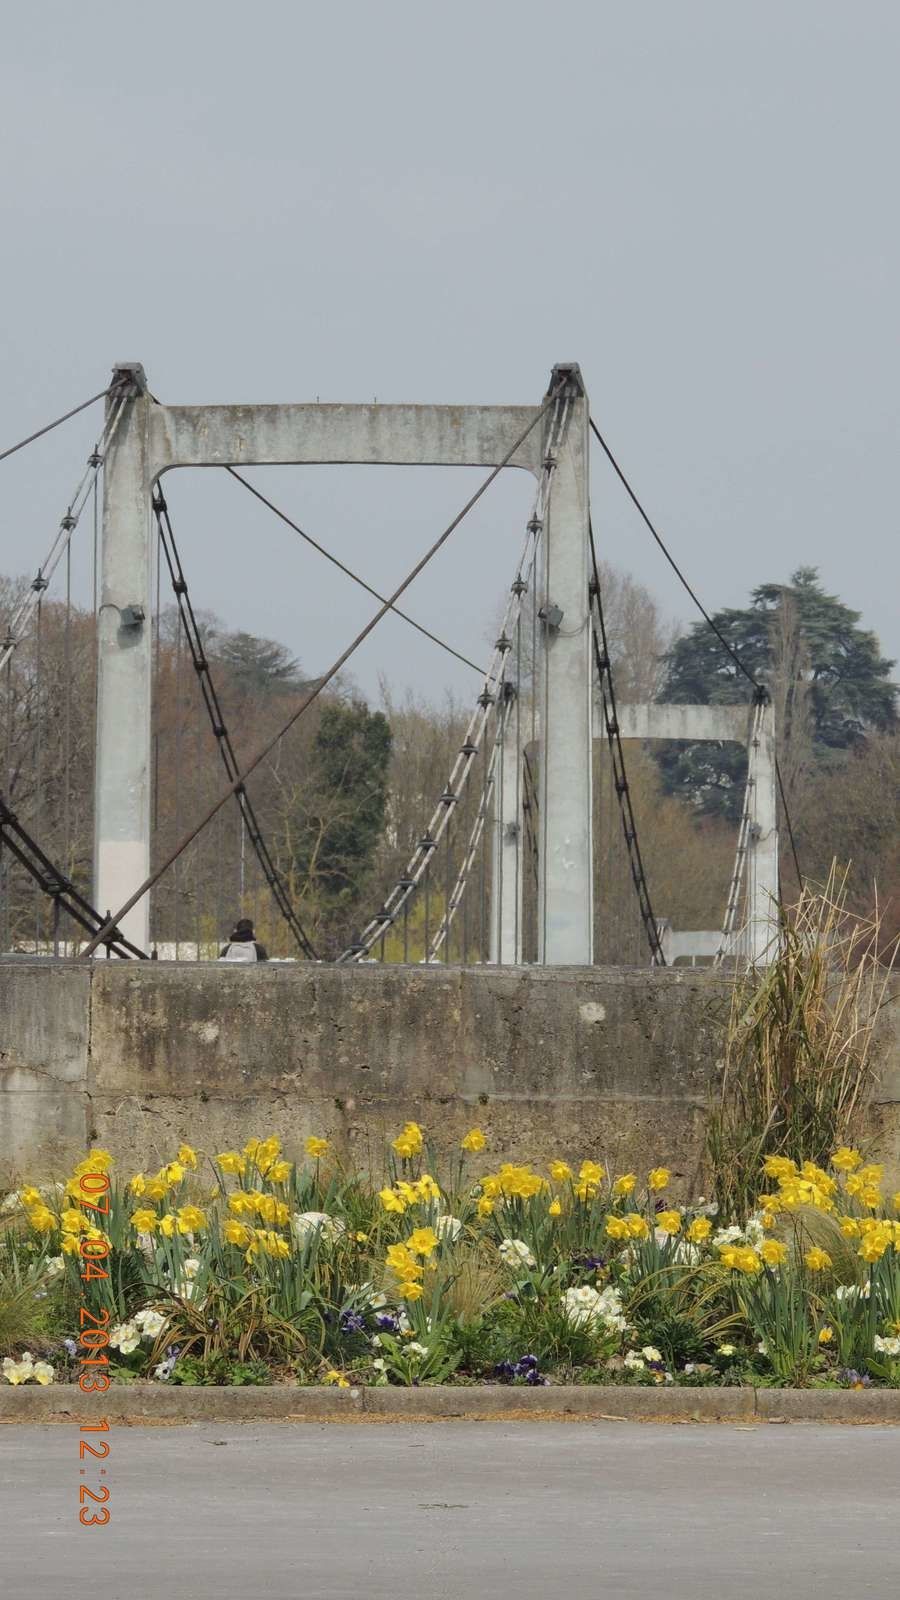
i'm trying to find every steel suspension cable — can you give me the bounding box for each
[587,415,805,889]
[0,793,147,959]
[588,517,666,967]
[0,391,129,679]
[225,469,486,677]
[426,694,509,962]
[339,394,568,964]
[0,387,109,465]
[33,592,44,946]
[152,487,318,960]
[79,388,562,958]
[713,698,765,967]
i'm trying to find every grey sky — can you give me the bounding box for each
[2,1,898,705]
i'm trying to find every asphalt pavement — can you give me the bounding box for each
[2,1420,897,1599]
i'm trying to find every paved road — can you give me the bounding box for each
[2,1420,897,1598]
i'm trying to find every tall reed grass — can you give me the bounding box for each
[706,865,897,1220]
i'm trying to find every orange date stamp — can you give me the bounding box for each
[76,1169,111,1525]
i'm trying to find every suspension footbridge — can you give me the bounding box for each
[0,363,790,968]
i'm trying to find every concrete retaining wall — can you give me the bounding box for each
[1,959,897,1184]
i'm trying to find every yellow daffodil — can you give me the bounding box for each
[379,1187,406,1214]
[216,1151,247,1176]
[391,1122,424,1159]
[77,1149,113,1174]
[398,1281,424,1301]
[648,1168,670,1192]
[476,1196,494,1217]
[385,1243,422,1279]
[61,1232,82,1255]
[762,1155,797,1181]
[461,1128,486,1153]
[686,1217,712,1244]
[624,1213,651,1240]
[130,1208,158,1234]
[840,1217,861,1237]
[255,1138,283,1176]
[177,1144,198,1170]
[60,1208,88,1235]
[159,1213,177,1238]
[578,1160,604,1186]
[268,1160,292,1184]
[720,1245,761,1274]
[305,1135,330,1160]
[818,1326,834,1345]
[548,1199,562,1217]
[129,1172,147,1196]
[761,1238,788,1267]
[803,1248,832,1272]
[548,1160,573,1183]
[21,1187,42,1208]
[323,1370,350,1387]
[845,1168,882,1200]
[245,1228,290,1260]
[612,1174,636,1198]
[831,1146,862,1172]
[223,1219,252,1247]
[800,1161,837,1196]
[605,1216,630,1241]
[27,1205,56,1234]
[176,1205,206,1235]
[656,1209,682,1235]
[406,1227,438,1258]
[859,1226,891,1263]
[143,1178,169,1203]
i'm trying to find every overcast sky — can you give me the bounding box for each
[2,1,898,706]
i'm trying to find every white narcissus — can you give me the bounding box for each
[109,1322,141,1354]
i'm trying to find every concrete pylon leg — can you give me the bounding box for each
[537,371,594,963]
[747,700,779,964]
[92,367,152,953]
[490,701,523,963]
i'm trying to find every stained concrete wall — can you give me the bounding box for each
[1,960,897,1186]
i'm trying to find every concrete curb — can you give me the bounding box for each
[3,1383,900,1425]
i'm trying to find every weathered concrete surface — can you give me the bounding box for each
[7,1380,900,1425]
[1,960,896,1183]
[4,1422,900,1599]
[0,962,90,1174]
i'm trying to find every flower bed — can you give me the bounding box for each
[2,1125,899,1393]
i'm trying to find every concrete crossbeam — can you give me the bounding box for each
[606,702,750,743]
[148,403,544,476]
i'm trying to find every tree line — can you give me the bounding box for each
[0,564,895,958]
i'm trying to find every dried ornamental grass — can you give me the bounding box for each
[707,865,898,1221]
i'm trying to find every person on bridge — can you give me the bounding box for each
[218,917,269,963]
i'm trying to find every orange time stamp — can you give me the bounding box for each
[76,1168,111,1526]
